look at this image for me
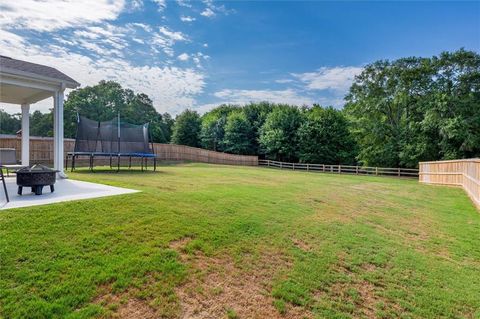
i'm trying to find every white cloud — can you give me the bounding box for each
[200,8,216,18]
[152,27,188,57]
[158,26,187,41]
[275,79,294,84]
[292,66,363,92]
[176,0,192,7]
[0,0,125,32]
[180,15,196,22]
[0,30,205,114]
[213,89,314,106]
[152,0,167,11]
[177,53,190,61]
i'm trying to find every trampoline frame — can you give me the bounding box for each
[66,114,157,172]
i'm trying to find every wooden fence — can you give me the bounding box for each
[259,159,419,178]
[0,135,258,167]
[419,158,480,209]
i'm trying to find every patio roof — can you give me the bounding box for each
[0,55,79,104]
[0,56,80,175]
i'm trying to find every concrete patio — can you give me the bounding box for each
[0,177,138,210]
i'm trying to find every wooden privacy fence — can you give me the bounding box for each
[0,135,258,166]
[259,159,419,178]
[419,159,480,209]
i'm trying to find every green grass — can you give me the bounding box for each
[1,163,479,318]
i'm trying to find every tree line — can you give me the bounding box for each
[0,49,478,168]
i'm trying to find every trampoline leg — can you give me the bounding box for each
[129,156,132,169]
[117,156,120,172]
[71,155,75,172]
[154,157,157,171]
[109,156,112,169]
[65,154,69,171]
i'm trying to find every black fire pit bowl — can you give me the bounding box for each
[16,164,59,196]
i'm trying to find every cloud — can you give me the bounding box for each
[177,53,190,61]
[152,0,167,11]
[292,66,363,92]
[275,79,294,84]
[0,0,125,32]
[152,27,188,57]
[176,0,192,7]
[0,30,205,114]
[213,89,314,106]
[180,15,196,22]
[200,8,216,18]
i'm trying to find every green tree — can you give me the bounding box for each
[223,111,255,154]
[200,105,238,151]
[0,110,20,135]
[30,111,53,137]
[297,106,357,164]
[242,102,274,155]
[171,109,201,147]
[259,106,304,162]
[63,80,172,142]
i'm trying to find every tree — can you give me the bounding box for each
[171,109,201,147]
[297,106,357,164]
[0,110,20,135]
[63,80,173,142]
[223,111,255,154]
[242,102,274,155]
[259,106,304,162]
[345,49,480,168]
[200,105,237,151]
[30,111,53,137]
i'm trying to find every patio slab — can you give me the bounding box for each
[0,177,138,210]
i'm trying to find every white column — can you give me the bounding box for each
[21,103,30,166]
[53,89,66,178]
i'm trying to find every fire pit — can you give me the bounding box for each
[16,164,58,195]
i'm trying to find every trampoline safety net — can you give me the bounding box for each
[73,115,154,155]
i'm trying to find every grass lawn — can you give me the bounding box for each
[1,163,479,319]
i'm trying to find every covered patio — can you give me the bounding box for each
[0,56,138,209]
[0,55,78,175]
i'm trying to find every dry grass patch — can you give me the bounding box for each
[170,238,312,319]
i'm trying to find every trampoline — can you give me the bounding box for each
[66,115,156,171]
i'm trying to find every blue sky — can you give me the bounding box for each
[0,0,478,114]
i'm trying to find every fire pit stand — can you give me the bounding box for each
[16,164,58,196]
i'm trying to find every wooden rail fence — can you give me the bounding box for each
[419,158,480,209]
[259,159,419,178]
[0,135,258,167]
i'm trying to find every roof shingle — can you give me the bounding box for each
[0,56,79,87]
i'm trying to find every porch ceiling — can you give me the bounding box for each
[0,82,53,104]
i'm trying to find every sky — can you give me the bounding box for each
[0,0,479,115]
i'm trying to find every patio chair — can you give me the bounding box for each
[0,148,26,176]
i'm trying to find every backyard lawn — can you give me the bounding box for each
[0,163,479,319]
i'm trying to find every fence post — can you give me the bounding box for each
[307,163,309,171]
[280,162,282,169]
[398,168,401,177]
[322,164,325,172]
[267,160,270,167]
[338,165,341,173]
[293,163,295,170]
[375,167,378,176]
[356,166,358,174]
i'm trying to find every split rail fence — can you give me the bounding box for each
[259,159,419,178]
[419,158,480,209]
[0,135,258,167]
